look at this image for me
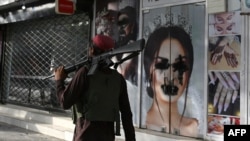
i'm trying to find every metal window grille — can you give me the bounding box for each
[1,13,90,111]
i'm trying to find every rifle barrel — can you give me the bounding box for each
[43,38,145,80]
[43,59,90,80]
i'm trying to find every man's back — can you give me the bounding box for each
[54,35,136,141]
[83,68,121,127]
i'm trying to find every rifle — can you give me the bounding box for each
[43,38,145,80]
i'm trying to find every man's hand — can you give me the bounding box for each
[54,66,68,81]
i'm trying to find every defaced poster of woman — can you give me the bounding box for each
[141,3,205,138]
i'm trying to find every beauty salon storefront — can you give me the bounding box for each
[0,0,249,141]
[93,0,249,140]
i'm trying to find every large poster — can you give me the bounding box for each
[141,3,205,138]
[94,0,140,125]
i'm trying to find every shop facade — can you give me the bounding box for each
[0,0,249,140]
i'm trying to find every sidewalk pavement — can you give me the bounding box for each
[0,121,64,141]
[0,121,124,141]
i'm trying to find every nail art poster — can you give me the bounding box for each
[208,71,240,116]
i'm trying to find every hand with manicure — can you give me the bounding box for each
[208,71,240,114]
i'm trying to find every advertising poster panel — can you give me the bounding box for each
[94,0,140,125]
[141,3,205,138]
[207,10,241,136]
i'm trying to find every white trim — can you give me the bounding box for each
[141,0,205,10]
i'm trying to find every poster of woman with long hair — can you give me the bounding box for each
[142,3,205,138]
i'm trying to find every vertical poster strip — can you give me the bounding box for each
[141,3,205,138]
[207,10,241,137]
[94,0,140,125]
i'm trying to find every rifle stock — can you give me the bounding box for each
[43,38,145,80]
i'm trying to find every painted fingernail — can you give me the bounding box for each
[224,91,232,111]
[232,90,238,103]
[230,72,240,84]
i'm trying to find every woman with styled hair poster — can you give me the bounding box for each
[142,3,205,138]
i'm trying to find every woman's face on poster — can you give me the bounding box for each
[150,38,189,103]
[214,12,235,24]
[118,13,130,36]
[209,11,240,35]
[214,23,236,35]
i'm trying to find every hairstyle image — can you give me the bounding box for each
[144,25,194,98]
[208,11,241,36]
[143,25,199,137]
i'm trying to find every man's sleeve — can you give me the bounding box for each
[56,66,87,109]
